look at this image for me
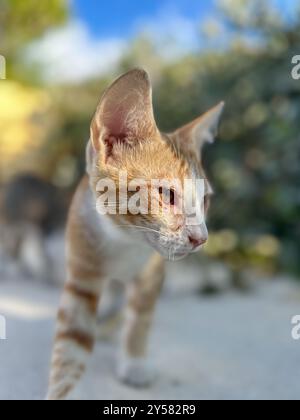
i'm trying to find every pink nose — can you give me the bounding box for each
[188,235,207,248]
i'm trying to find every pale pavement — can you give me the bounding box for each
[0,275,299,400]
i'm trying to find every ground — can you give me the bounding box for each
[0,276,299,400]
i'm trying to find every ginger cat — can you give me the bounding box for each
[47,69,224,400]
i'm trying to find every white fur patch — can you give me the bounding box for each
[117,354,157,387]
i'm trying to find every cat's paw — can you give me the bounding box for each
[117,355,157,388]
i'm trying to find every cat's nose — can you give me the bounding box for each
[188,235,207,248]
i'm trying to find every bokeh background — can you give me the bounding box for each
[0,0,300,400]
[1,0,299,277]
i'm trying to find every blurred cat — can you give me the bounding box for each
[0,174,67,282]
[47,69,224,399]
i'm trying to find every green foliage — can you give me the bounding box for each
[132,1,299,276]
[0,0,68,79]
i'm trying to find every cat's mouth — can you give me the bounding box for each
[144,232,190,261]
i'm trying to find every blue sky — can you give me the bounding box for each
[72,0,214,38]
[72,0,297,39]
[28,0,297,84]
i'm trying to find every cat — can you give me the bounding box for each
[46,68,224,400]
[0,175,66,282]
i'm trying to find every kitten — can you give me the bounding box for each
[46,69,224,400]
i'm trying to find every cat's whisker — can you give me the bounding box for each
[115,224,167,237]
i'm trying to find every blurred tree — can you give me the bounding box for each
[137,0,300,275]
[0,0,69,181]
[0,0,68,80]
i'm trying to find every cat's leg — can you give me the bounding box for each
[96,279,124,341]
[46,226,104,400]
[118,253,165,387]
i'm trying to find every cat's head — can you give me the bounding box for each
[87,69,224,260]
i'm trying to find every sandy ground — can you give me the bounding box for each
[0,276,300,400]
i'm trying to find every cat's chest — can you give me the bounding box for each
[106,241,151,282]
[81,189,153,281]
[96,214,153,282]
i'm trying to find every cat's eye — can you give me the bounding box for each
[158,187,175,206]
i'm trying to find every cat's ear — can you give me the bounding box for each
[90,68,158,162]
[172,102,225,156]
